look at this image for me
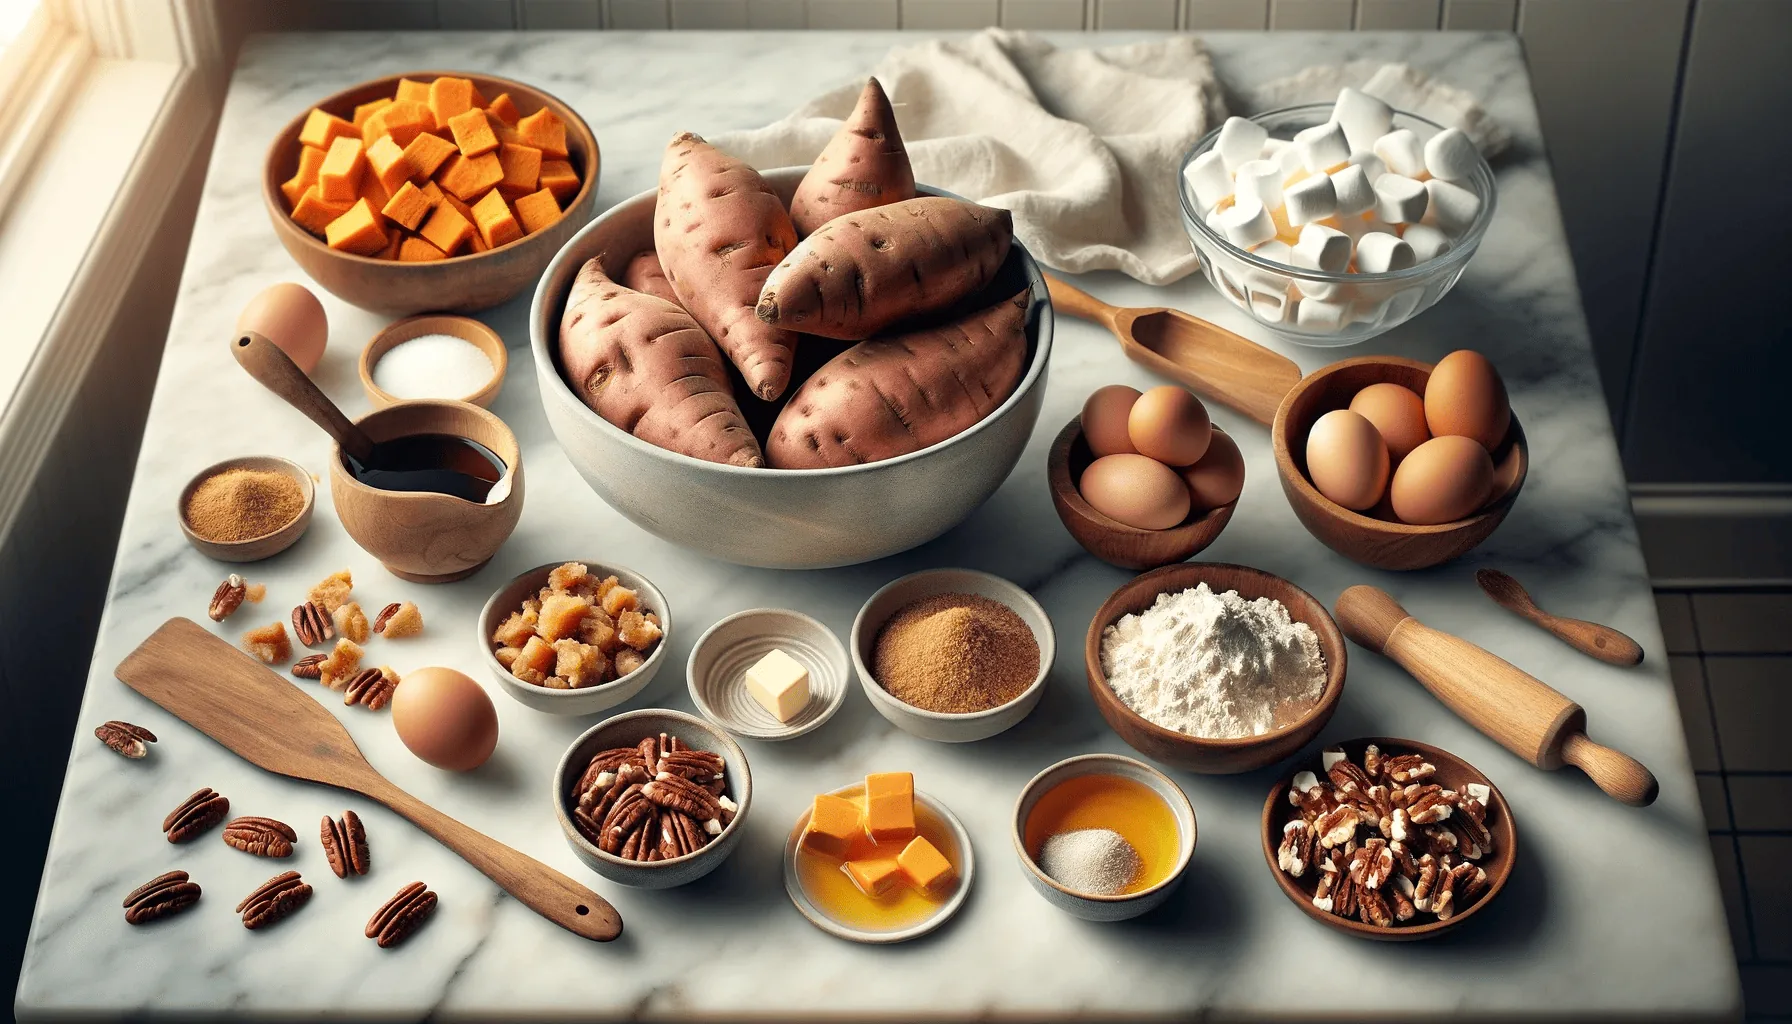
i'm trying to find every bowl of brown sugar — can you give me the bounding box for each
[850,568,1055,743]
[178,456,315,562]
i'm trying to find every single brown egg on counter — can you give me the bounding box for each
[1127,386,1211,467]
[1080,453,1191,530]
[1179,428,1245,509]
[1390,435,1495,525]
[1305,409,1389,511]
[1425,349,1510,451]
[1081,385,1142,457]
[391,666,499,771]
[1349,382,1429,465]
[236,282,328,374]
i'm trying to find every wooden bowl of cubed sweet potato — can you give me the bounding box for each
[262,71,599,316]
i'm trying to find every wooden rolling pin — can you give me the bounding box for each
[1334,585,1659,807]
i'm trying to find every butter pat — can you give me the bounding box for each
[897,836,955,893]
[744,648,810,723]
[863,772,915,845]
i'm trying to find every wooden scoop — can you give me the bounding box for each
[232,330,376,465]
[117,619,622,941]
[1334,585,1658,807]
[1475,569,1645,666]
[1045,275,1301,425]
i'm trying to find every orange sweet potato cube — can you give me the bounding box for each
[468,81,488,108]
[417,199,473,256]
[863,772,915,844]
[513,187,560,235]
[291,186,353,235]
[496,142,541,199]
[317,135,366,203]
[419,180,446,207]
[377,231,403,260]
[447,108,498,157]
[298,108,359,150]
[357,170,392,220]
[801,794,862,860]
[398,235,445,262]
[325,198,388,256]
[538,160,579,203]
[897,836,955,893]
[844,857,902,897]
[280,145,327,207]
[381,181,432,231]
[516,107,568,159]
[364,100,434,149]
[402,132,458,183]
[428,76,478,129]
[352,97,392,128]
[365,134,410,195]
[437,151,503,202]
[394,77,431,104]
[438,191,489,252]
[486,92,521,126]
[471,189,522,249]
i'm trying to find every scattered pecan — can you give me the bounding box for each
[291,654,326,679]
[163,787,229,843]
[208,575,247,622]
[366,881,437,948]
[95,720,155,759]
[321,810,370,878]
[372,602,403,634]
[291,601,333,647]
[222,816,297,858]
[123,869,200,924]
[236,870,311,929]
[343,667,397,711]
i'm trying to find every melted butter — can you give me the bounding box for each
[794,785,961,932]
[1022,774,1180,895]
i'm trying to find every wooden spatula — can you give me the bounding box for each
[1475,569,1645,666]
[116,618,622,941]
[1045,275,1302,425]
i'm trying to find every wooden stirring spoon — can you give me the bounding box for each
[1476,569,1645,666]
[117,619,623,941]
[231,330,376,465]
[1045,275,1301,425]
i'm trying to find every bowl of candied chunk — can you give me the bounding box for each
[479,560,669,715]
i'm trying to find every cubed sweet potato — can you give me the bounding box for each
[365,135,410,195]
[394,77,431,104]
[495,142,541,198]
[418,199,473,256]
[438,152,503,202]
[539,159,579,203]
[516,107,567,159]
[470,189,521,249]
[403,132,458,182]
[281,145,327,207]
[513,187,559,235]
[298,108,359,150]
[292,186,353,235]
[325,198,387,256]
[486,92,521,126]
[398,235,445,262]
[317,136,366,203]
[438,191,489,252]
[382,181,432,230]
[352,97,392,128]
[364,100,434,149]
[448,107,499,157]
[429,77,477,128]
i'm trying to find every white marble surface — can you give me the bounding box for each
[16,30,1740,1022]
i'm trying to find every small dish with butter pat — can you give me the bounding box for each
[687,608,850,741]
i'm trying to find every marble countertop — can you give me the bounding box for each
[16,29,1740,1022]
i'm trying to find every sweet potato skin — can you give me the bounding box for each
[655,132,800,401]
[559,257,765,468]
[622,249,679,305]
[766,288,1031,469]
[755,197,1013,342]
[790,78,914,237]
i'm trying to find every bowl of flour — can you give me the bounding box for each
[1083,563,1347,773]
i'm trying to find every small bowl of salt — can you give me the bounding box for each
[361,314,508,409]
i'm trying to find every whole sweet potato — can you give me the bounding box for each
[655,132,800,401]
[755,197,1013,342]
[789,78,914,237]
[766,288,1031,469]
[622,249,679,305]
[559,257,764,468]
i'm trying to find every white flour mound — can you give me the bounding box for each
[1099,583,1326,739]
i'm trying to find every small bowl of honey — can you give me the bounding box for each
[1012,753,1197,921]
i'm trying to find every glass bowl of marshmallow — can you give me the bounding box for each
[1179,92,1496,346]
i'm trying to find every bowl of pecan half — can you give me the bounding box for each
[1262,737,1515,940]
[553,708,750,889]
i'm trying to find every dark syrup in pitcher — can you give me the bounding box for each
[348,434,506,503]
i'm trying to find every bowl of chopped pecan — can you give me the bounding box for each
[554,709,750,888]
[480,560,669,716]
[1262,737,1514,940]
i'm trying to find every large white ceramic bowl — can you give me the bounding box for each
[529,168,1052,569]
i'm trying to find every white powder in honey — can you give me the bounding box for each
[1099,583,1326,740]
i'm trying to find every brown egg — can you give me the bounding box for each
[1425,349,1510,451]
[1080,454,1191,530]
[1081,385,1142,457]
[236,282,328,374]
[1349,382,1430,465]
[1305,409,1389,511]
[1127,386,1212,467]
[1180,428,1245,510]
[1390,435,1495,525]
[390,666,499,771]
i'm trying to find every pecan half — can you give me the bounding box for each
[291,602,333,647]
[366,881,437,948]
[222,816,297,858]
[1358,888,1394,927]
[163,788,229,843]
[208,575,247,622]
[343,668,396,711]
[642,773,721,821]
[321,810,370,878]
[123,869,201,924]
[372,602,403,634]
[1381,753,1437,784]
[1277,819,1315,878]
[656,749,724,782]
[291,654,326,679]
[95,720,155,759]
[236,870,311,929]
[1313,804,1359,849]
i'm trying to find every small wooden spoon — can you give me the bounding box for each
[232,330,376,465]
[1045,275,1301,426]
[1475,569,1644,666]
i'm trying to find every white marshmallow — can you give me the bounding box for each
[1348,150,1387,183]
[1402,222,1452,262]
[1423,127,1478,182]
[1251,239,1295,266]
[1183,150,1233,212]
[1216,195,1277,248]
[1297,297,1348,331]
[1354,231,1416,274]
[1251,289,1291,324]
[1332,87,1394,154]
[1422,178,1482,235]
[1294,121,1352,174]
[1235,159,1285,209]
[1335,212,1390,243]
[1292,223,1351,273]
[1217,116,1268,172]
[1261,137,1290,161]
[1373,129,1426,178]
[1276,143,1306,181]
[1284,173,1337,226]
[1330,164,1375,217]
[1373,174,1429,224]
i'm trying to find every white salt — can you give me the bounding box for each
[1039,828,1141,895]
[372,333,497,400]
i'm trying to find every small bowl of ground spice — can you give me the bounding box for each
[850,568,1055,743]
[178,455,315,562]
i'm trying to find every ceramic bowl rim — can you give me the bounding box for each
[360,313,508,408]
[177,454,316,547]
[685,607,850,740]
[1010,753,1198,904]
[478,560,671,704]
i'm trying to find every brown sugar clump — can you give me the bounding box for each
[241,622,293,664]
[184,469,305,543]
[872,593,1040,714]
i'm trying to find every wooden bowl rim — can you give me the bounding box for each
[177,454,316,550]
[1047,416,1240,540]
[1271,355,1529,535]
[478,560,671,702]
[329,398,522,509]
[261,69,599,266]
[1083,563,1348,752]
[1258,736,1517,939]
[360,313,508,408]
[1009,752,1198,903]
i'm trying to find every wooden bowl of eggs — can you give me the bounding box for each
[1272,353,1526,571]
[1048,385,1245,571]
